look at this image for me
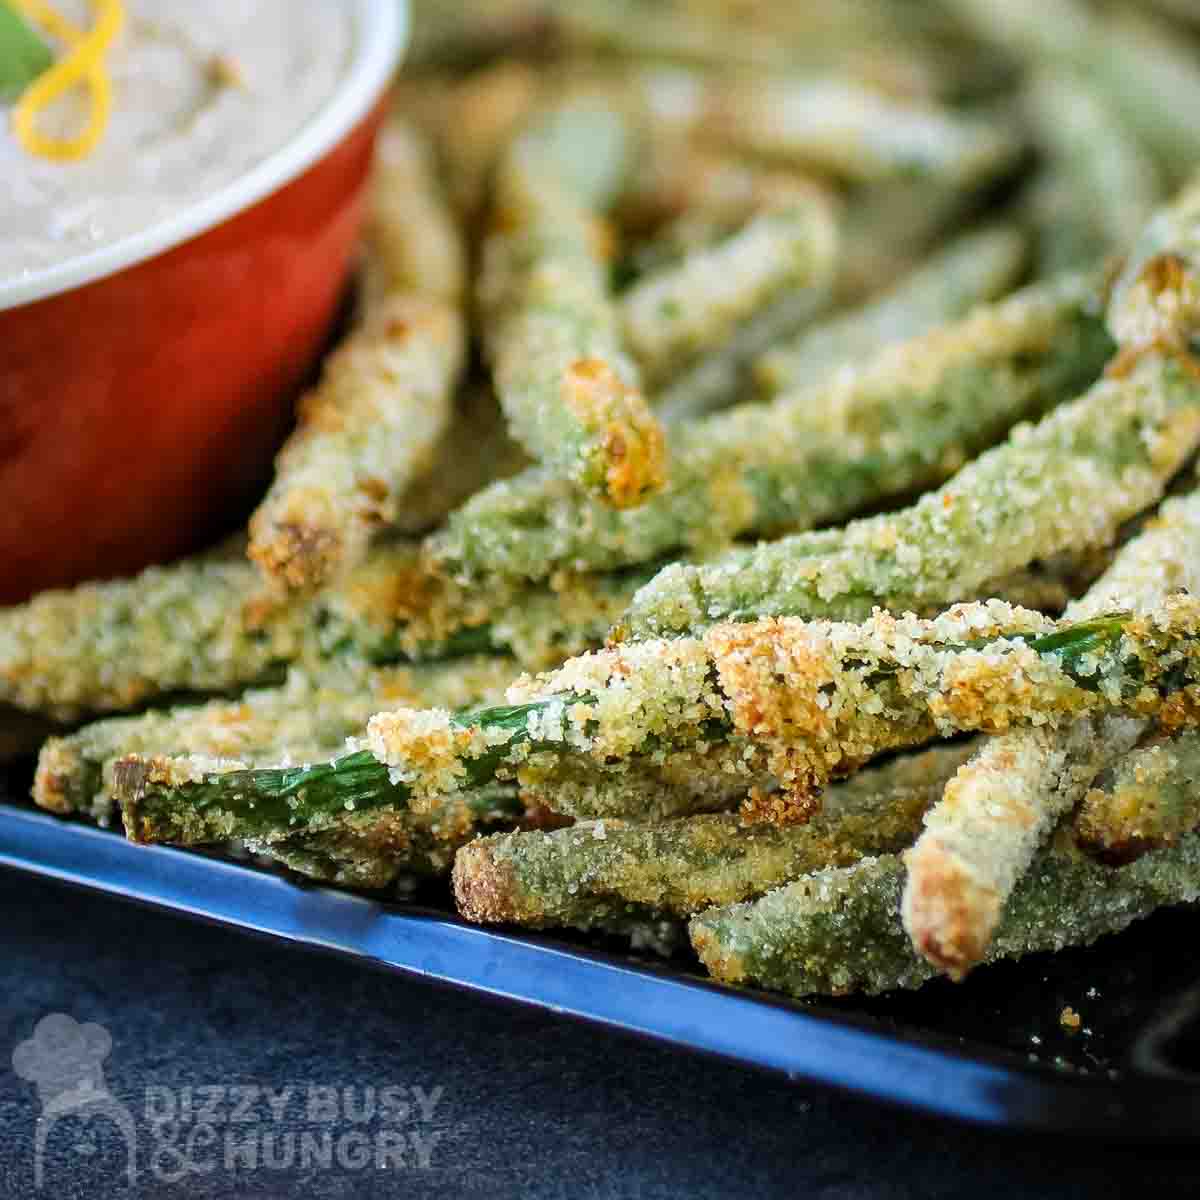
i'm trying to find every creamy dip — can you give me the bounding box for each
[0,0,353,277]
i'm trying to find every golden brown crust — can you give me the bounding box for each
[453,840,523,924]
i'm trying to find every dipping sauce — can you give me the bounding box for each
[0,0,353,278]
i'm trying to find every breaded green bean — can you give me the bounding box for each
[754,226,1027,397]
[260,785,525,890]
[623,352,1200,638]
[1108,172,1200,361]
[367,596,1200,825]
[1075,729,1200,865]
[33,659,518,825]
[454,742,975,931]
[948,0,1200,187]
[0,542,306,722]
[654,287,833,423]
[0,540,644,721]
[359,116,468,306]
[619,189,838,387]
[435,61,544,219]
[119,596,1200,845]
[901,714,1144,979]
[387,381,528,538]
[434,274,1111,583]
[901,484,1200,976]
[1020,71,1161,276]
[248,295,466,589]
[248,119,467,589]
[690,827,1200,997]
[833,174,1012,305]
[708,76,1021,187]
[481,98,666,507]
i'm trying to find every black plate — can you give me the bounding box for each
[4,798,1200,1139]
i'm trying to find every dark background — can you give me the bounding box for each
[0,868,1195,1199]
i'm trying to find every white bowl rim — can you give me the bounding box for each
[0,0,407,313]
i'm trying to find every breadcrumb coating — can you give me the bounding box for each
[367,596,1200,824]
[902,483,1200,976]
[690,826,1200,997]
[34,659,517,825]
[434,274,1110,583]
[480,97,666,506]
[454,742,974,929]
[620,189,838,386]
[754,226,1027,397]
[248,117,467,589]
[1076,728,1200,863]
[623,352,1200,637]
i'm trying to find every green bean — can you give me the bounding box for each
[247,118,468,590]
[453,743,974,931]
[622,352,1198,638]
[33,659,517,825]
[247,296,466,590]
[360,116,468,304]
[366,596,1200,824]
[0,540,645,721]
[948,0,1200,187]
[689,827,1200,997]
[1075,729,1200,865]
[1020,71,1161,276]
[1108,171,1200,361]
[113,596,1200,843]
[654,287,833,423]
[260,785,525,890]
[901,483,1200,976]
[619,191,837,387]
[481,98,666,507]
[434,274,1110,583]
[901,714,1144,979]
[709,76,1021,187]
[754,226,1027,397]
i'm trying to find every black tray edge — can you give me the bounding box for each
[5,803,1200,1140]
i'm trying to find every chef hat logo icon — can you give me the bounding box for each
[12,1014,137,1188]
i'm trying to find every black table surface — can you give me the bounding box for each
[0,868,1196,1199]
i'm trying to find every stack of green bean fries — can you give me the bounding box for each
[8,0,1200,1004]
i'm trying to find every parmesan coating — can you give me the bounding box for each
[947,0,1200,188]
[1075,728,1200,863]
[0,542,307,722]
[623,352,1200,638]
[368,596,1200,823]
[248,295,466,589]
[619,189,838,387]
[434,274,1110,582]
[690,827,1200,997]
[360,116,468,305]
[901,715,1143,978]
[1021,71,1161,276]
[480,97,666,507]
[754,226,1028,398]
[902,485,1200,976]
[248,118,467,589]
[453,742,974,930]
[33,659,518,826]
[1108,171,1200,361]
[709,75,1021,187]
[0,540,641,721]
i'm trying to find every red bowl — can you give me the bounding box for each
[0,2,405,604]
